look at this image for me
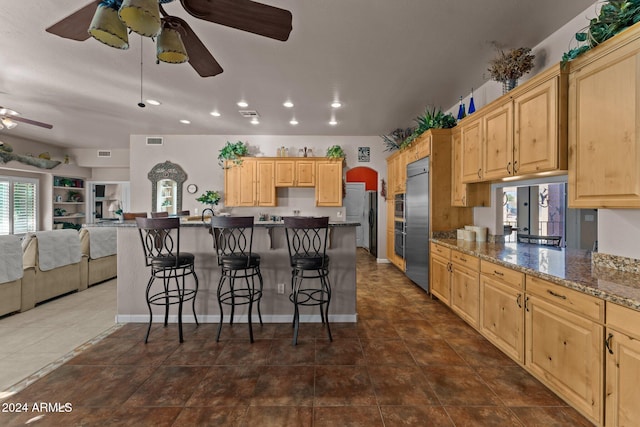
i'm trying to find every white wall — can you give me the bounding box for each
[129,134,389,253]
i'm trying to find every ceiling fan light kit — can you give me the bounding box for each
[118,0,161,37]
[157,23,188,63]
[88,4,129,49]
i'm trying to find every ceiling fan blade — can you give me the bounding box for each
[169,16,224,77]
[45,1,101,41]
[10,116,54,129]
[180,0,293,41]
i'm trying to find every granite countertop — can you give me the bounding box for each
[431,238,640,312]
[86,219,360,228]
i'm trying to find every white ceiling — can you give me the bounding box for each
[0,0,595,149]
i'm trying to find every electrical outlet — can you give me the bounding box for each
[277,283,285,294]
[337,210,343,218]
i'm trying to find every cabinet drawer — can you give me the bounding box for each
[430,243,450,259]
[451,250,479,271]
[526,276,604,323]
[480,260,524,290]
[607,302,640,339]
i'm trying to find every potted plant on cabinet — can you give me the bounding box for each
[487,47,535,93]
[218,141,249,168]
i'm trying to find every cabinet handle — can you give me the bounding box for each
[513,160,519,174]
[507,162,512,174]
[447,262,453,272]
[525,296,530,312]
[605,333,614,355]
[493,270,504,276]
[516,293,522,308]
[547,290,567,300]
[477,168,482,179]
[459,257,467,263]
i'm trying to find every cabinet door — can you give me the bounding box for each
[450,263,479,328]
[224,163,240,207]
[275,160,295,187]
[482,101,514,180]
[569,39,640,207]
[514,76,560,175]
[451,128,467,206]
[525,294,603,424]
[397,152,407,193]
[461,118,483,183]
[237,159,257,206]
[479,275,524,363]
[256,160,276,206]
[316,160,343,206]
[296,160,315,186]
[429,254,450,306]
[605,328,640,427]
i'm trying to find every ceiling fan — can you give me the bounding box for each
[0,107,53,130]
[46,0,293,77]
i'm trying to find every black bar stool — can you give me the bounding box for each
[283,216,332,345]
[136,217,199,343]
[210,216,264,342]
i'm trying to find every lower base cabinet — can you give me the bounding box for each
[450,252,480,328]
[429,245,451,306]
[525,281,604,425]
[605,303,640,426]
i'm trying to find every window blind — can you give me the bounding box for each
[13,181,36,234]
[0,180,9,235]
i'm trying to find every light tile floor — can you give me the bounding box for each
[0,279,117,392]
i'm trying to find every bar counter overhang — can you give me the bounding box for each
[90,220,359,324]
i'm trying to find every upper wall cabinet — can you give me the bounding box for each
[568,24,640,208]
[275,159,315,187]
[316,159,343,207]
[459,64,568,184]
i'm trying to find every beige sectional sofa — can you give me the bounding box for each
[21,230,86,311]
[79,228,117,286]
[0,235,25,317]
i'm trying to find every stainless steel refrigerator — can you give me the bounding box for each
[405,157,429,291]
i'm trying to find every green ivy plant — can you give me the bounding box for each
[196,190,221,206]
[217,141,249,168]
[562,0,640,65]
[326,145,345,159]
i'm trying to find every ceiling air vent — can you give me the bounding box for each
[238,110,260,118]
[97,150,111,158]
[146,136,164,146]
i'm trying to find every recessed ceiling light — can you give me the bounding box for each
[146,99,161,106]
[250,118,259,125]
[290,119,298,125]
[283,101,294,108]
[329,119,338,126]
[180,119,190,124]
[237,101,249,108]
[210,111,221,117]
[331,101,342,108]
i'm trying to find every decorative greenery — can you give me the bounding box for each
[196,190,221,206]
[487,47,535,83]
[217,141,249,168]
[67,190,82,202]
[562,1,640,65]
[381,128,413,151]
[326,145,345,159]
[380,107,457,152]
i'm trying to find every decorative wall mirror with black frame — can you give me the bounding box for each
[148,161,187,215]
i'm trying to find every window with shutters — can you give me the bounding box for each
[0,176,38,235]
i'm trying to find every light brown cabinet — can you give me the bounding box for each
[479,260,526,363]
[482,100,514,180]
[450,251,480,328]
[568,24,640,208]
[225,159,275,207]
[256,160,276,206]
[525,276,604,425]
[460,117,484,183]
[405,133,431,162]
[275,159,315,187]
[315,159,343,207]
[429,243,451,305]
[451,127,490,207]
[605,302,640,427]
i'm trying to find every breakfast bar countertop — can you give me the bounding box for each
[431,238,640,312]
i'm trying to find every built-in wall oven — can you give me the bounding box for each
[394,193,405,219]
[394,220,405,259]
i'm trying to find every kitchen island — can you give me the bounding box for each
[89,220,359,324]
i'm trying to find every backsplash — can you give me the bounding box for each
[592,252,640,274]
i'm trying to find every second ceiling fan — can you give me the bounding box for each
[46,0,293,77]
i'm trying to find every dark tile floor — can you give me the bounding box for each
[0,250,594,426]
